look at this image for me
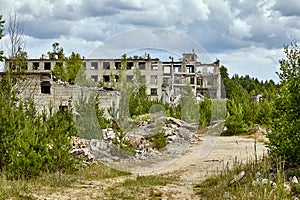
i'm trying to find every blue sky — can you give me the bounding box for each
[0,0,299,82]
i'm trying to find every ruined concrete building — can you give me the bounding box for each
[3,52,221,113]
[82,52,221,102]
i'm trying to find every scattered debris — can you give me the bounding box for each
[69,136,94,165]
[284,181,292,194]
[82,113,199,160]
[228,171,245,186]
[292,176,299,185]
[102,128,116,141]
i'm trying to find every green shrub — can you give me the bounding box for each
[149,131,167,150]
[267,43,300,167]
[0,72,79,179]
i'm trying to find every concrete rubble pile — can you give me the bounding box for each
[74,115,199,162]
[69,136,95,165]
[98,115,197,159]
[126,133,162,159]
[101,128,161,158]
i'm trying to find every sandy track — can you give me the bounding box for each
[34,135,267,200]
[128,135,268,199]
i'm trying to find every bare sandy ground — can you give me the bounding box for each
[34,134,267,199]
[129,135,268,199]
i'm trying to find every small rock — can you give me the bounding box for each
[228,171,245,186]
[164,128,174,137]
[165,117,183,127]
[169,123,178,130]
[261,178,269,185]
[168,135,177,142]
[284,182,291,194]
[252,179,259,187]
[255,171,261,179]
[283,182,292,193]
[292,176,299,185]
[223,191,231,199]
[102,129,108,140]
[106,128,116,140]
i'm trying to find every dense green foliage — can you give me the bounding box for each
[13,48,28,71]
[199,95,212,128]
[50,43,83,84]
[221,66,277,135]
[0,73,78,179]
[75,91,111,139]
[210,98,226,121]
[0,15,4,61]
[129,84,152,117]
[66,52,83,84]
[180,84,199,123]
[267,43,300,167]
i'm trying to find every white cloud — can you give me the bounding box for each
[273,0,300,16]
[0,0,299,80]
[0,34,102,58]
[229,18,252,39]
[213,45,285,82]
[89,28,211,62]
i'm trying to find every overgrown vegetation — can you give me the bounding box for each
[2,12,300,199]
[74,91,111,140]
[50,42,83,85]
[194,157,296,199]
[267,42,300,168]
[149,131,167,150]
[221,65,277,135]
[106,175,177,199]
[0,72,79,180]
[0,163,131,199]
[1,161,176,200]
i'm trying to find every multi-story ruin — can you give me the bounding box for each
[82,52,221,103]
[3,51,221,112]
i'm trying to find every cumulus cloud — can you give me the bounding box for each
[0,0,299,80]
[89,28,212,62]
[273,0,300,16]
[229,18,252,39]
[214,45,285,82]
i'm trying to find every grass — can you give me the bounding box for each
[245,133,269,143]
[193,156,296,199]
[105,175,177,199]
[0,163,131,199]
[3,146,298,199]
[0,162,177,200]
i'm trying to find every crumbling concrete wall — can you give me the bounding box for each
[4,72,119,117]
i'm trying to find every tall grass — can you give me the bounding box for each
[0,163,131,199]
[193,156,293,199]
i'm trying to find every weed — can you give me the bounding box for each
[149,131,167,150]
[1,163,130,199]
[105,175,177,199]
[194,157,292,199]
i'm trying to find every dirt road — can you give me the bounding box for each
[34,133,267,200]
[127,134,268,199]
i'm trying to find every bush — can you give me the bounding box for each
[75,91,109,140]
[0,72,78,179]
[199,95,212,128]
[267,43,300,167]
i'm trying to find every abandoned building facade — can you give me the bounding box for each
[3,52,221,113]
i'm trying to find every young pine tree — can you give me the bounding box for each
[267,43,300,167]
